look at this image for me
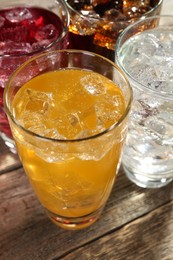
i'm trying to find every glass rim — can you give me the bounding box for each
[0,0,70,58]
[115,14,173,99]
[4,49,132,143]
[65,0,163,22]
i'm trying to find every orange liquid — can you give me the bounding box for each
[12,69,126,219]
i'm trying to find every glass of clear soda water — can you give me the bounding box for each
[0,0,69,153]
[116,15,173,188]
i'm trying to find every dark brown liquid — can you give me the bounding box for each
[67,0,161,61]
[68,32,115,60]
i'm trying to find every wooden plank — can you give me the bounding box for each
[0,153,21,174]
[0,168,44,235]
[0,167,172,260]
[0,138,21,174]
[62,201,173,260]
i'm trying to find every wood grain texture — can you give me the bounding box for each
[62,201,173,260]
[0,138,21,174]
[0,165,172,260]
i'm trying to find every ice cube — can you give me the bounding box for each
[55,108,97,139]
[145,118,166,136]
[81,74,107,95]
[95,92,124,129]
[135,99,158,125]
[154,65,170,82]
[128,63,146,81]
[45,110,83,139]
[35,24,59,42]
[51,95,97,139]
[26,89,53,116]
[103,9,127,21]
[124,34,159,67]
[5,8,32,23]
[0,40,32,55]
[14,88,53,122]
[71,14,98,35]
[32,40,51,51]
[26,88,53,103]
[18,111,44,134]
[16,100,64,139]
[159,102,173,125]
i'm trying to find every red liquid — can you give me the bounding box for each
[0,6,68,139]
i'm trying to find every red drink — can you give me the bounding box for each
[0,4,69,148]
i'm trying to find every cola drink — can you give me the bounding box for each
[67,0,162,60]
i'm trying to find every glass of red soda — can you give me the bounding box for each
[66,0,163,61]
[0,0,70,153]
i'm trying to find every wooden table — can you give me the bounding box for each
[0,132,173,260]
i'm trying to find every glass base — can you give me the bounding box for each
[0,132,16,154]
[45,207,103,230]
[124,165,173,189]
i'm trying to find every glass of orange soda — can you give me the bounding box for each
[4,50,132,230]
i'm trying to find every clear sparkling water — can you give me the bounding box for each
[118,28,173,178]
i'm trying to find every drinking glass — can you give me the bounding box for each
[116,15,173,188]
[65,0,163,61]
[4,50,132,230]
[0,0,69,153]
